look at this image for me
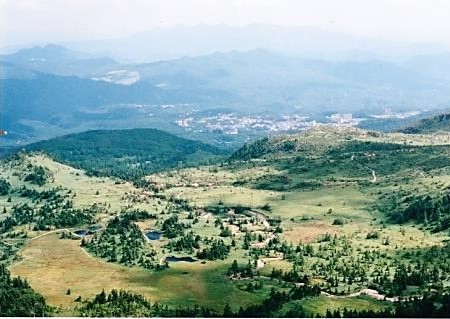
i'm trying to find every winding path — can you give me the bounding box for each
[322,288,398,302]
[371,170,377,183]
[350,154,377,183]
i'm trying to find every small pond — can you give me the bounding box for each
[73,229,88,236]
[146,230,162,240]
[165,256,197,263]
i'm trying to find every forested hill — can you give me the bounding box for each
[25,128,228,180]
[396,113,450,134]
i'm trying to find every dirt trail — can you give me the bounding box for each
[322,288,398,302]
[350,155,377,183]
[29,229,68,241]
[371,170,377,183]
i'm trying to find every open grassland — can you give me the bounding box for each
[147,164,277,187]
[167,185,278,208]
[274,125,450,147]
[9,231,262,312]
[10,232,156,307]
[0,154,170,215]
[27,155,146,212]
[361,132,450,146]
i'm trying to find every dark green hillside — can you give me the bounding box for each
[376,191,450,232]
[397,113,450,134]
[26,128,228,180]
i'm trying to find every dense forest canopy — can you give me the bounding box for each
[25,128,228,180]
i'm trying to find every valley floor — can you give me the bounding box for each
[2,128,450,316]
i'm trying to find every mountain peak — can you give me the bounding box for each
[3,43,87,63]
[41,43,67,51]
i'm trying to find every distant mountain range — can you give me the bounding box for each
[0,44,118,77]
[62,24,450,63]
[1,43,450,147]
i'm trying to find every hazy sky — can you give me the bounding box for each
[1,0,450,49]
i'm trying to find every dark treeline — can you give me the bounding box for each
[331,140,416,153]
[78,288,450,318]
[379,190,450,231]
[78,289,217,317]
[0,264,51,316]
[324,292,450,318]
[232,287,314,317]
[19,185,64,202]
[0,201,98,233]
[122,209,157,221]
[0,178,11,195]
[77,284,321,318]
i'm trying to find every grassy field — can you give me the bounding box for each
[11,232,155,307]
[9,231,261,312]
[3,126,450,316]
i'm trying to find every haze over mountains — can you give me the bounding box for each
[62,25,450,63]
[1,25,450,148]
